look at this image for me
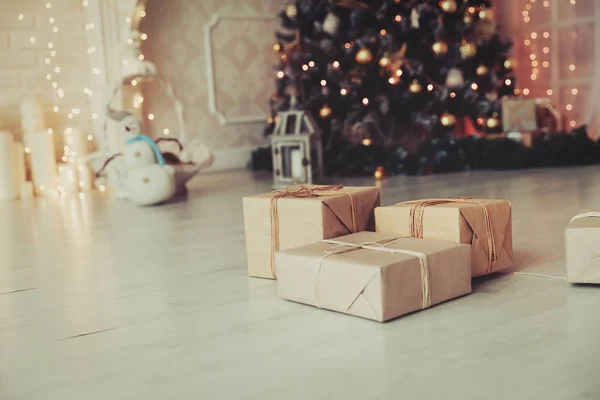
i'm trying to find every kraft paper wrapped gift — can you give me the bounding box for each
[243,185,380,279]
[276,232,472,322]
[375,198,513,277]
[566,213,600,284]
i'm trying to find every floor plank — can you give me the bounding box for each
[1,167,599,399]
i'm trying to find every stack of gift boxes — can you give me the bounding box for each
[243,185,514,322]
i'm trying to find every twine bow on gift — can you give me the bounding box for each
[404,197,497,275]
[315,238,431,311]
[269,184,357,279]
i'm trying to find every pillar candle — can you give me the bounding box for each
[23,131,57,195]
[77,164,94,191]
[0,132,17,200]
[20,181,34,200]
[58,163,79,194]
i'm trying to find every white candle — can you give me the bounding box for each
[20,181,34,200]
[290,148,303,179]
[64,127,89,161]
[13,142,26,193]
[77,164,94,191]
[0,132,18,200]
[58,163,79,193]
[24,131,57,195]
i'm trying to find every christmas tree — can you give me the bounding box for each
[266,0,517,174]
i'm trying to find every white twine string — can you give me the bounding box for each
[570,212,600,224]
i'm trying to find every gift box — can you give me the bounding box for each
[375,198,513,277]
[243,185,380,279]
[276,232,471,322]
[566,213,600,284]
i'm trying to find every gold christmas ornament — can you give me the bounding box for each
[285,3,298,18]
[379,55,391,68]
[272,43,282,53]
[432,40,448,56]
[374,166,386,180]
[439,0,457,13]
[479,8,494,21]
[460,41,477,58]
[355,48,373,64]
[485,116,500,129]
[504,57,517,70]
[319,105,333,118]
[440,112,456,127]
[409,80,422,94]
[476,65,489,76]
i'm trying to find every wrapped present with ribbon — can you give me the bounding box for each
[566,212,600,284]
[375,198,513,277]
[243,184,380,279]
[276,232,471,322]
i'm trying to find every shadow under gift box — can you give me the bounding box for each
[276,232,472,322]
[375,199,513,277]
[243,185,380,279]
[566,215,600,284]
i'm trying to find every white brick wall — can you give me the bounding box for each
[0,0,92,145]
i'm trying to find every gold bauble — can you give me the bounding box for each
[460,41,477,58]
[439,0,457,13]
[479,8,494,21]
[440,112,457,127]
[272,43,282,53]
[374,166,387,180]
[504,57,517,70]
[319,105,332,118]
[476,65,489,76]
[355,48,373,64]
[285,3,298,18]
[432,40,448,56]
[485,116,500,129]
[409,79,422,94]
[379,55,391,68]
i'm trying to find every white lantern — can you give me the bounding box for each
[271,101,324,188]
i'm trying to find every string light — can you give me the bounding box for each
[148,114,155,120]
[163,129,170,135]
[276,71,284,79]
[543,31,550,38]
[141,11,146,17]
[302,64,309,71]
[18,14,23,20]
[523,88,530,95]
[570,121,576,127]
[566,104,573,111]
[24,147,31,153]
[30,36,36,43]
[388,77,396,84]
[547,89,553,95]
[340,88,348,96]
[141,33,148,40]
[131,79,138,86]
[396,69,403,77]
[380,29,387,35]
[308,61,315,68]
[427,84,434,91]
[471,83,478,90]
[87,135,93,141]
[572,88,578,95]
[569,64,576,71]
[362,97,369,105]
[332,61,340,68]
[394,15,402,22]
[320,80,327,86]
[449,92,456,98]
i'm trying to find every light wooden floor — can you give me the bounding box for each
[1,167,599,399]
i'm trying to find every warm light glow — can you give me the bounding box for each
[543,47,549,53]
[24,147,31,153]
[87,135,93,141]
[148,113,155,120]
[53,106,59,112]
[468,7,475,13]
[46,74,52,80]
[471,83,478,90]
[450,92,456,98]
[163,129,170,135]
[531,32,537,39]
[505,79,512,86]
[543,0,549,6]
[30,36,36,43]
[92,113,98,119]
[530,54,536,60]
[276,71,284,79]
[344,43,351,49]
[524,39,531,46]
[99,185,106,193]
[362,138,372,146]
[52,26,58,33]
[46,2,51,9]
[332,61,340,68]
[570,0,576,4]
[531,74,537,80]
[48,42,54,49]
[532,61,538,67]
[308,61,315,68]
[572,88,578,95]
[427,84,434,91]
[569,64,576,71]
[138,54,145,60]
[79,193,85,199]
[51,82,58,88]
[141,33,148,40]
[362,97,369,105]
[543,31,550,38]
[302,64,309,71]
[87,47,95,54]
[340,88,348,96]
[47,129,53,135]
[388,77,396,84]
[566,104,573,111]
[570,120,576,127]
[18,14,23,20]
[320,79,327,86]
[380,29,387,35]
[532,68,539,74]
[396,69,403,77]
[523,88,530,95]
[543,61,549,68]
[50,50,56,56]
[141,10,147,17]
[92,68,101,75]
[125,17,132,24]
[49,17,55,23]
[44,57,50,64]
[68,113,73,119]
[54,66,60,73]
[524,17,530,23]
[131,79,138,86]
[127,38,134,45]
[546,89,553,95]
[394,15,402,22]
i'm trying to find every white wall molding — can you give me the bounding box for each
[204,13,276,127]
